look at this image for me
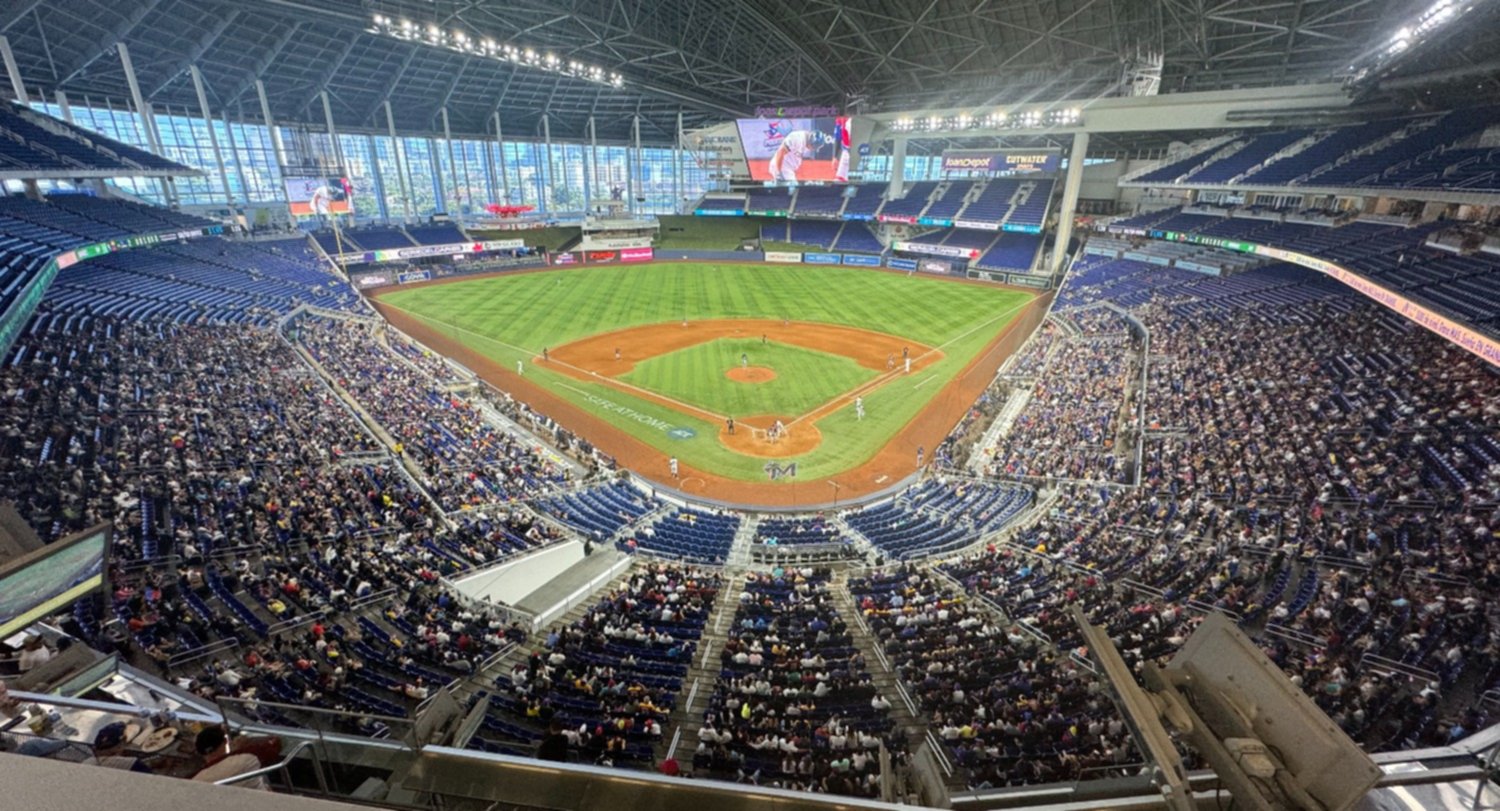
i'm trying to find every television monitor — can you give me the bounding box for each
[737,117,853,184]
[0,524,108,641]
[284,176,353,217]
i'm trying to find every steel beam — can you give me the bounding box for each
[189,64,235,208]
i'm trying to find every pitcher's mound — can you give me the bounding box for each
[726,366,777,384]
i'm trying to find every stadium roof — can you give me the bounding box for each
[2,0,1497,145]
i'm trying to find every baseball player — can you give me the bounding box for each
[669,457,679,478]
[741,352,749,368]
[833,116,851,183]
[855,396,865,421]
[767,128,835,182]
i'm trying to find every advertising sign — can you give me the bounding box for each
[764,251,804,263]
[893,240,981,260]
[940,151,1061,174]
[397,269,431,284]
[919,258,955,274]
[802,252,841,265]
[842,254,882,267]
[620,247,655,263]
[585,250,618,264]
[552,252,577,265]
[886,257,918,271]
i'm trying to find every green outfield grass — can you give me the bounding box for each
[377,263,1034,482]
[621,338,877,417]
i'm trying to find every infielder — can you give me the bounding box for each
[669,457,679,478]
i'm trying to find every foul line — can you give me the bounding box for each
[383,301,733,424]
[786,297,1036,428]
[384,294,1035,433]
[913,374,939,389]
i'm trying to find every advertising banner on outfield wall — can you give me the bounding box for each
[892,240,981,260]
[620,247,655,262]
[842,254,882,267]
[802,252,841,265]
[764,251,804,263]
[586,251,618,264]
[918,258,955,275]
[397,270,431,284]
[551,252,577,265]
[886,257,918,271]
[352,272,393,289]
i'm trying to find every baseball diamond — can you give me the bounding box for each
[374,262,1042,504]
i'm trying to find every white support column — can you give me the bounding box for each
[887,136,907,199]
[579,118,593,214]
[254,79,288,169]
[0,35,26,103]
[481,124,498,206]
[384,100,412,222]
[440,107,458,215]
[365,134,389,221]
[630,114,641,215]
[189,65,236,208]
[541,114,554,214]
[1049,131,1090,275]
[674,111,683,214]
[426,139,442,215]
[220,111,251,210]
[587,116,599,207]
[53,90,72,123]
[119,43,173,206]
[319,90,345,172]
[492,110,510,203]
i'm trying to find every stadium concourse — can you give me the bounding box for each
[0,0,1499,809]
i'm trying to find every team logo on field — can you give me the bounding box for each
[668,427,697,440]
[764,461,798,480]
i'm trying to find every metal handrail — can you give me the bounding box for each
[168,637,240,668]
[213,739,316,786]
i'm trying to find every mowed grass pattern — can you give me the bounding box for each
[620,338,876,418]
[378,263,1034,482]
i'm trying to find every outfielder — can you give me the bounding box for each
[855,396,865,421]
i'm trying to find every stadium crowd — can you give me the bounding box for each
[695,568,901,796]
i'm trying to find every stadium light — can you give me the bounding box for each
[1346,0,1478,88]
[368,14,625,88]
[887,105,1082,133]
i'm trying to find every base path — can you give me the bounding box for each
[372,288,1053,508]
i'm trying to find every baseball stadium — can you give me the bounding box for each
[0,2,1497,811]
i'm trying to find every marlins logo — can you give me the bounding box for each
[763,461,798,480]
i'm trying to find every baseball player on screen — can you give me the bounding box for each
[834,116,851,183]
[767,127,834,182]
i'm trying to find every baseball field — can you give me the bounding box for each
[372,262,1043,505]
